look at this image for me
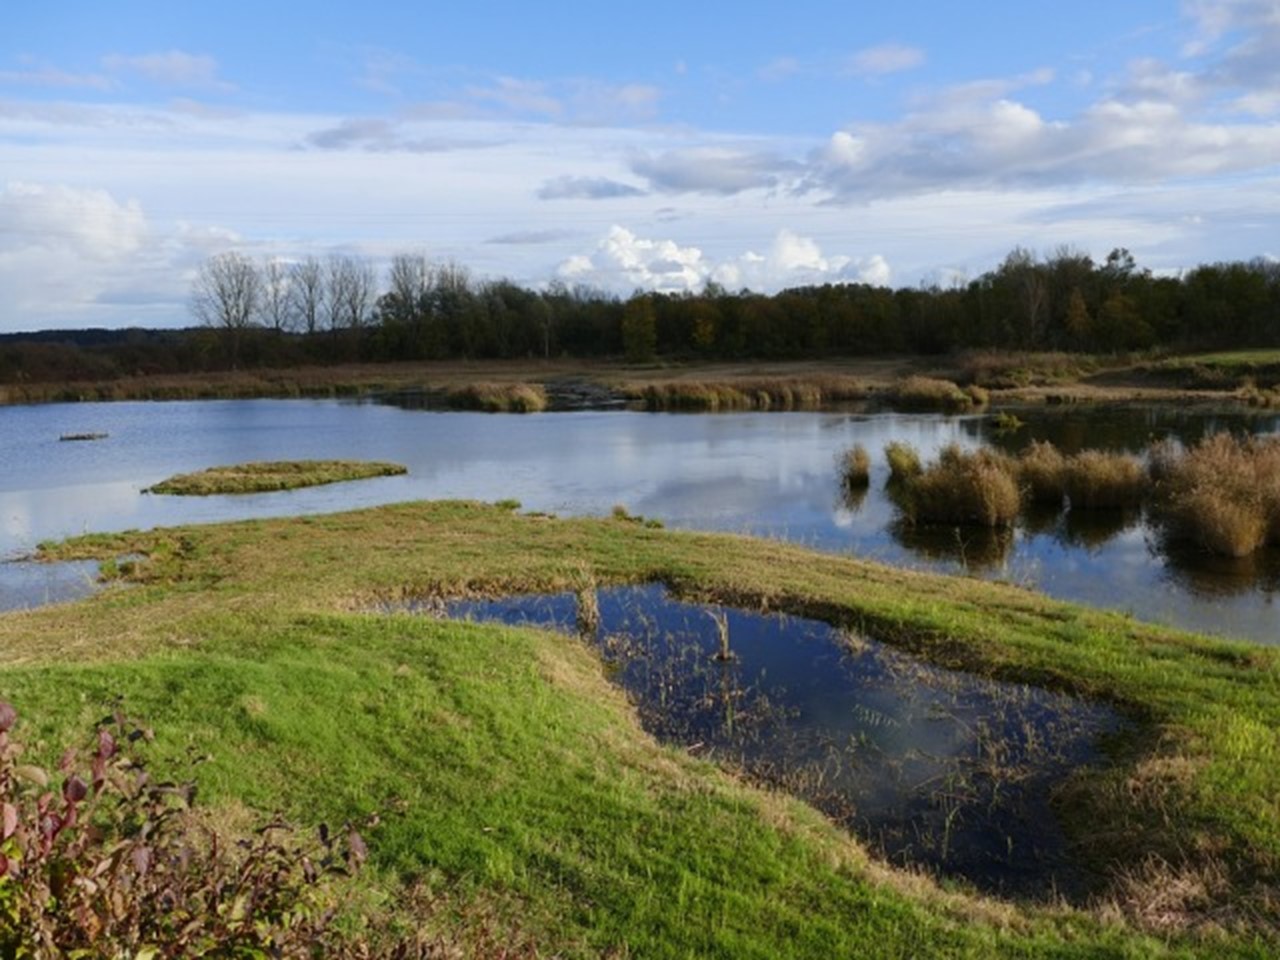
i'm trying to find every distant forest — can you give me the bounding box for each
[3,246,1279,384]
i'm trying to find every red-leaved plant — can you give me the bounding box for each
[0,700,367,958]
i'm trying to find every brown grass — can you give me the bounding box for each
[1063,450,1146,510]
[840,445,871,488]
[883,441,923,483]
[902,444,1021,528]
[1153,432,1280,556]
[445,382,547,412]
[888,376,983,412]
[635,376,865,411]
[1017,440,1068,505]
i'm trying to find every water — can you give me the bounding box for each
[437,584,1123,899]
[2,398,1278,641]
[0,559,102,612]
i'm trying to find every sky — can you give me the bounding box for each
[1,0,1279,332]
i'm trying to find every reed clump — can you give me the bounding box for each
[1064,450,1146,510]
[1017,440,1068,505]
[446,382,547,413]
[889,376,987,413]
[637,376,863,411]
[1153,432,1280,557]
[884,441,923,483]
[840,444,871,488]
[901,444,1021,528]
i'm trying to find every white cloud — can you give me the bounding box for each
[631,147,792,194]
[845,43,926,77]
[0,59,115,91]
[556,226,890,294]
[101,51,233,92]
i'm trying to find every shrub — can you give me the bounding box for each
[840,445,870,488]
[1064,451,1146,510]
[1018,440,1067,505]
[903,445,1021,528]
[0,704,367,957]
[884,441,923,483]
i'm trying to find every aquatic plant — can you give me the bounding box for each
[883,441,923,483]
[889,376,986,412]
[840,444,871,489]
[146,459,407,495]
[902,445,1021,528]
[1152,432,1280,556]
[1064,450,1146,510]
[1017,440,1068,506]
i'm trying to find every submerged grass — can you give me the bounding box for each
[145,460,408,495]
[8,501,1280,955]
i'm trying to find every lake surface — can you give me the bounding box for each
[437,584,1122,899]
[2,398,1278,642]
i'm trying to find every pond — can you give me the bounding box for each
[433,584,1124,899]
[2,398,1277,642]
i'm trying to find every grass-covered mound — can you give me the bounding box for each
[5,502,1280,956]
[145,459,407,495]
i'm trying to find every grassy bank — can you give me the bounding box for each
[5,502,1280,955]
[145,459,408,495]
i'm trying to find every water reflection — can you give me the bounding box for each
[435,584,1123,900]
[0,560,101,612]
[2,399,1279,642]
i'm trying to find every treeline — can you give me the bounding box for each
[3,246,1279,384]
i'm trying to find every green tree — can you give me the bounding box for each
[622,295,658,362]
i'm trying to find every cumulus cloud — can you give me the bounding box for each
[556,225,889,294]
[630,148,793,195]
[101,51,233,91]
[845,43,926,76]
[536,175,647,200]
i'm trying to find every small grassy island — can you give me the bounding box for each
[145,459,408,495]
[3,502,1279,956]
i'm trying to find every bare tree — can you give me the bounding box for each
[287,256,325,335]
[258,257,292,332]
[326,254,376,332]
[191,252,261,366]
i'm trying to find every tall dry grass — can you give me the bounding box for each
[1017,441,1068,505]
[840,445,871,488]
[902,444,1021,528]
[637,376,864,411]
[884,441,923,483]
[1064,451,1146,510]
[888,376,986,412]
[1153,433,1280,556]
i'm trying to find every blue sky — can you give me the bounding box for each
[1,1,1278,331]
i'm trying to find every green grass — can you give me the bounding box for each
[6,501,1280,956]
[145,459,408,495]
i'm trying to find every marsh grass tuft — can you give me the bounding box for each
[445,382,547,413]
[1063,451,1146,510]
[901,445,1021,528]
[889,376,986,412]
[636,376,864,411]
[1017,440,1068,506]
[1152,432,1280,556]
[840,445,871,489]
[883,441,923,483]
[145,460,408,496]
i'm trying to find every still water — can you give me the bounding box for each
[439,584,1122,899]
[1,399,1277,641]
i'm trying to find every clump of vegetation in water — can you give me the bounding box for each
[1017,440,1068,505]
[839,445,871,489]
[993,411,1025,433]
[636,376,864,411]
[1063,450,1146,510]
[58,432,108,442]
[889,376,988,412]
[146,460,407,495]
[900,445,1021,528]
[1151,432,1280,556]
[883,441,923,483]
[445,382,547,413]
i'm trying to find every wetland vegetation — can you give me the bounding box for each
[4,501,1280,956]
[144,459,408,495]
